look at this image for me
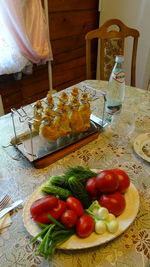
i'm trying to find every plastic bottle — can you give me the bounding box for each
[105,55,125,122]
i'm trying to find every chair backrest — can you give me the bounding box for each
[85,19,140,87]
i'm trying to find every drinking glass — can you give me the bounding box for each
[109,110,135,147]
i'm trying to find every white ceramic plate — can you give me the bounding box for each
[23,176,139,250]
[133,133,150,162]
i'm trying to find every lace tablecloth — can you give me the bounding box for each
[0,80,150,267]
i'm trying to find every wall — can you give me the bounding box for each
[0,0,99,114]
[49,0,99,90]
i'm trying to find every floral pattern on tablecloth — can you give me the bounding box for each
[0,80,150,267]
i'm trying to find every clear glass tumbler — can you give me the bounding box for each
[109,110,135,147]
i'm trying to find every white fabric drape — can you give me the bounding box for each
[0,0,52,75]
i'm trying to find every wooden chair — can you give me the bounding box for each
[85,19,140,87]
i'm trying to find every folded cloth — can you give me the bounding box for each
[0,213,12,232]
[0,190,12,232]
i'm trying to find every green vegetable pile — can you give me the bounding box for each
[42,166,97,208]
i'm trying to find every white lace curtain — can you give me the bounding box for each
[0,0,53,75]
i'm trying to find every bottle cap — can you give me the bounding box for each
[115,55,124,63]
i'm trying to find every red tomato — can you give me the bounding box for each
[60,209,78,228]
[85,177,97,197]
[34,200,67,224]
[34,211,57,224]
[66,197,84,217]
[99,191,126,216]
[111,169,130,193]
[96,170,119,193]
[76,215,95,238]
[30,195,58,218]
[50,200,67,219]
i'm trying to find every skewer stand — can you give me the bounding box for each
[10,86,107,168]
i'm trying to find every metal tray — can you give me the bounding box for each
[11,116,105,163]
[10,85,107,165]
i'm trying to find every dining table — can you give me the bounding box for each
[0,80,150,267]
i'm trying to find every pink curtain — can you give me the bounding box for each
[1,0,53,64]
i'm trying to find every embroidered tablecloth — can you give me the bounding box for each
[0,80,150,267]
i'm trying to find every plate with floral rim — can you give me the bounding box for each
[133,133,150,162]
[23,169,140,250]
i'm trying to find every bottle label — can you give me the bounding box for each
[112,71,125,83]
[106,104,122,115]
[105,104,122,122]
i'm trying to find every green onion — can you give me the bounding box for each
[31,217,75,260]
[30,224,51,243]
[37,222,49,229]
[47,214,65,229]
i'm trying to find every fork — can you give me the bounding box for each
[0,195,11,211]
